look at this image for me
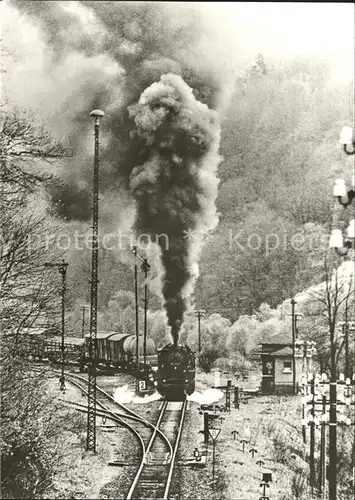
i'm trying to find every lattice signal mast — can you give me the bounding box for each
[86,109,104,452]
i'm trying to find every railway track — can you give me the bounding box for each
[65,373,186,499]
[33,366,186,498]
[127,400,187,500]
[56,371,173,454]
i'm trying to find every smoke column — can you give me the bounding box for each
[6,1,232,341]
[129,73,221,344]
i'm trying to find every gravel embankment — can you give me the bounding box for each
[169,372,306,500]
[47,371,163,499]
[47,369,309,500]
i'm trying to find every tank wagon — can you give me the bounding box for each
[87,332,156,372]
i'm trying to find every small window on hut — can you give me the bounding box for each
[283,360,292,373]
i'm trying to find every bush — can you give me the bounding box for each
[291,470,310,498]
[198,348,220,372]
[0,342,84,498]
[271,429,290,464]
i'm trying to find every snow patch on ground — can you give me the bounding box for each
[187,388,224,404]
[133,391,162,404]
[113,384,135,403]
[113,384,162,404]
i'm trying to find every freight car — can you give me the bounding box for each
[20,334,85,365]
[85,331,156,373]
[19,330,157,374]
[155,343,195,401]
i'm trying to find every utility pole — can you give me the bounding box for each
[141,258,150,367]
[291,299,297,395]
[329,323,337,500]
[225,379,231,413]
[208,428,221,491]
[203,412,209,446]
[131,249,150,368]
[86,108,104,453]
[131,246,140,377]
[82,306,85,338]
[59,262,67,392]
[234,385,240,410]
[342,322,350,379]
[289,300,303,395]
[194,309,206,354]
[344,323,349,379]
[309,374,316,494]
[44,260,68,393]
[318,394,326,498]
[81,305,89,339]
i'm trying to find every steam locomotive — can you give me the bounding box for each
[19,329,196,398]
[155,343,195,401]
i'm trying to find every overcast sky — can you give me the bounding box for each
[201,2,354,83]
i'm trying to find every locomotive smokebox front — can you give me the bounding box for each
[155,343,196,401]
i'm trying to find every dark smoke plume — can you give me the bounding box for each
[128,74,221,343]
[48,179,91,221]
[8,1,228,339]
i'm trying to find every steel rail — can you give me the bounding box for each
[126,400,170,500]
[33,366,173,470]
[163,400,187,499]
[61,399,153,426]
[65,375,146,459]
[126,400,186,500]
[65,375,173,500]
[63,371,171,450]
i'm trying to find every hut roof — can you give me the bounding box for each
[269,346,293,357]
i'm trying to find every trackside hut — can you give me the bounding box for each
[259,333,302,394]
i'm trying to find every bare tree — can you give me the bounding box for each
[0,109,68,190]
[0,204,61,339]
[0,109,71,341]
[304,255,354,373]
[1,354,85,498]
[0,108,78,498]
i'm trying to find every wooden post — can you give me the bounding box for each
[291,299,297,395]
[318,395,326,497]
[310,375,316,493]
[234,386,240,409]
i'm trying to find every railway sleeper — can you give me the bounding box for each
[149,451,169,457]
[140,467,167,477]
[134,483,166,492]
[132,491,165,499]
[134,489,166,495]
[136,479,166,481]
[145,460,169,466]
[151,451,169,457]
